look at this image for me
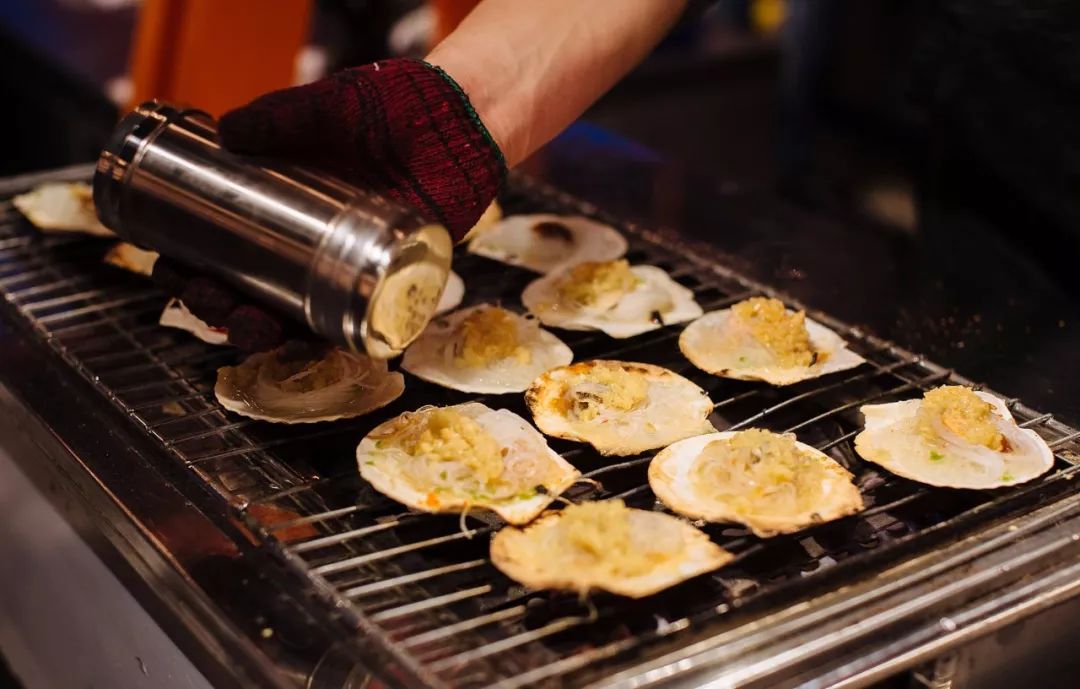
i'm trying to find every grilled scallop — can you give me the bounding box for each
[526,360,715,456]
[650,430,864,537]
[680,297,863,386]
[357,402,580,524]
[855,386,1054,489]
[402,304,572,394]
[491,499,733,597]
[13,182,113,237]
[469,214,627,273]
[215,343,404,423]
[522,259,702,338]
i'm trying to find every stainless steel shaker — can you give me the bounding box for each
[93,100,451,358]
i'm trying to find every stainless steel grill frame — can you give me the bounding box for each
[1,165,1079,689]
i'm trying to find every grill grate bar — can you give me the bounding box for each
[310,527,493,576]
[290,519,401,554]
[183,425,354,464]
[582,456,652,479]
[34,292,161,324]
[128,389,213,411]
[47,301,165,336]
[727,358,911,432]
[427,615,592,674]
[481,635,646,689]
[0,265,57,288]
[1019,413,1053,428]
[100,348,236,378]
[400,605,528,650]
[1050,431,1080,448]
[4,274,95,300]
[860,490,929,518]
[370,585,494,623]
[782,371,952,434]
[163,418,256,447]
[344,560,488,599]
[265,505,364,530]
[20,287,126,313]
[817,428,860,452]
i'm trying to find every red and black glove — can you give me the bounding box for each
[160,58,506,351]
[218,58,506,241]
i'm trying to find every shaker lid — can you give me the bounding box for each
[361,223,452,359]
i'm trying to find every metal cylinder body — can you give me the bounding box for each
[94,100,451,358]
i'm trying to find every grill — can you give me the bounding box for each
[1,165,1079,689]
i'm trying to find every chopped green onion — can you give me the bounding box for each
[929,450,945,462]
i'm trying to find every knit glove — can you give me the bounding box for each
[218,58,506,241]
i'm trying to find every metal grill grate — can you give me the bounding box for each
[1,167,1078,689]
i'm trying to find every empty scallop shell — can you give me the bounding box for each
[104,242,158,277]
[650,431,864,537]
[469,214,627,273]
[854,391,1054,489]
[159,298,229,345]
[679,308,863,385]
[357,402,580,524]
[13,182,113,237]
[526,360,715,456]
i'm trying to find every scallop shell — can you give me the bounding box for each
[522,264,702,339]
[460,200,503,242]
[159,298,229,345]
[435,270,465,315]
[490,504,733,597]
[650,431,864,537]
[526,360,715,456]
[104,242,158,277]
[357,402,580,524]
[469,214,627,273]
[13,182,113,237]
[679,308,864,385]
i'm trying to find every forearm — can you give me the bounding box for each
[426,0,688,167]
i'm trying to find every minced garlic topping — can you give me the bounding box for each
[690,429,824,514]
[557,259,640,308]
[454,306,531,367]
[731,297,815,367]
[918,386,1005,451]
[379,408,505,484]
[559,364,649,421]
[557,500,676,577]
